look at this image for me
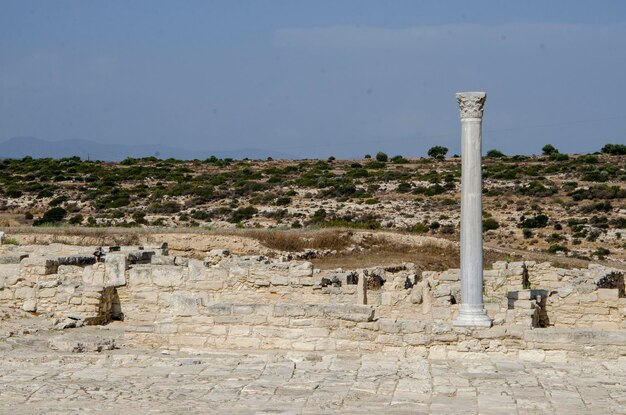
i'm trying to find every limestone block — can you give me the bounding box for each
[132,290,158,304]
[492,261,508,270]
[296,277,316,287]
[400,320,427,333]
[186,259,209,281]
[457,339,484,352]
[483,270,501,278]
[591,321,619,330]
[189,280,224,291]
[37,279,61,289]
[82,266,105,286]
[274,304,306,317]
[440,268,460,281]
[597,288,619,300]
[22,299,37,312]
[0,288,14,300]
[432,284,451,298]
[171,293,202,316]
[14,286,35,299]
[381,292,394,306]
[152,266,184,287]
[431,306,451,320]
[428,345,447,360]
[403,334,432,346]
[288,262,314,278]
[128,265,152,286]
[0,265,21,282]
[126,251,154,264]
[320,304,375,322]
[0,254,28,264]
[38,287,57,298]
[151,255,176,266]
[204,249,230,266]
[410,284,423,304]
[174,257,189,266]
[21,257,59,275]
[83,297,101,306]
[252,279,270,287]
[378,319,401,333]
[518,349,545,362]
[270,276,290,286]
[203,304,233,316]
[104,254,128,287]
[315,338,337,351]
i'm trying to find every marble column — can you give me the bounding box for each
[453,92,492,327]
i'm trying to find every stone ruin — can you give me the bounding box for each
[1,92,623,363]
[0,242,624,362]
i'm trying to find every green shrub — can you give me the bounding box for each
[48,195,68,207]
[482,218,500,231]
[69,214,84,225]
[593,247,610,258]
[547,244,568,253]
[34,207,67,226]
[486,149,505,158]
[427,146,448,160]
[542,144,559,155]
[397,182,412,193]
[518,214,549,228]
[230,206,258,223]
[365,161,386,169]
[275,196,292,206]
[375,151,388,162]
[407,223,429,233]
[601,143,626,155]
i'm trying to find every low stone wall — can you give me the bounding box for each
[0,246,624,360]
[0,257,114,323]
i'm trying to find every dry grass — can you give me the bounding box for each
[237,229,352,252]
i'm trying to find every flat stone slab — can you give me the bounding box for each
[48,334,117,353]
[1,342,625,413]
[0,254,28,264]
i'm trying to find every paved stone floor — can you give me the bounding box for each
[1,346,625,415]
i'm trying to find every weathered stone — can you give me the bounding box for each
[151,255,176,266]
[22,299,37,312]
[432,284,451,298]
[21,257,59,275]
[0,254,29,264]
[105,254,128,287]
[48,335,116,352]
[152,266,184,287]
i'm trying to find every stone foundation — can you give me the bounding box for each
[0,246,624,360]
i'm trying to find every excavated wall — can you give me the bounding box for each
[0,245,624,361]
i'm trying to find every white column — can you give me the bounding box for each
[453,92,492,327]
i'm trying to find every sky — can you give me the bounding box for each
[1,0,625,159]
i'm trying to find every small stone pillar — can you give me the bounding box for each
[356,270,367,305]
[453,92,492,327]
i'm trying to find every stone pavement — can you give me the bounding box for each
[0,346,625,414]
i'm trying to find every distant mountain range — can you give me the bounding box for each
[0,137,295,161]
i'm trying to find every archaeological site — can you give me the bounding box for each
[0,93,624,414]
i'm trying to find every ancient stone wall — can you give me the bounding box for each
[0,246,624,360]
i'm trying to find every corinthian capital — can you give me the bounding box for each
[456,92,487,119]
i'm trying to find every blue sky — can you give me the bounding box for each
[1,0,625,158]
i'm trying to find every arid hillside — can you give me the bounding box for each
[0,149,624,263]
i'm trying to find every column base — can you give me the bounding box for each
[453,304,492,327]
